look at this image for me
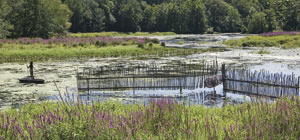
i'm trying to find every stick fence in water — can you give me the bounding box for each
[223,64,300,98]
[76,61,219,94]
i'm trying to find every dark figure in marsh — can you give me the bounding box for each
[27,62,34,79]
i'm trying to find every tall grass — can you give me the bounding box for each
[0,94,299,139]
[224,35,300,48]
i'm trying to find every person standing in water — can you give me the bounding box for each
[27,62,34,79]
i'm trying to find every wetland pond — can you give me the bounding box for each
[1,34,300,109]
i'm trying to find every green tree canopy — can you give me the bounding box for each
[65,0,105,33]
[205,0,242,32]
[118,0,143,32]
[9,0,71,38]
[1,0,300,37]
[0,0,12,38]
[248,12,268,33]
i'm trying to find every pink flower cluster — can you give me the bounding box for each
[260,31,300,36]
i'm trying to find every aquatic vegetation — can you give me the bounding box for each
[198,41,209,45]
[0,95,299,139]
[177,41,185,45]
[256,49,270,54]
[224,35,300,48]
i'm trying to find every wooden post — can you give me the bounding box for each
[256,77,259,95]
[76,69,79,92]
[87,68,91,101]
[297,76,300,96]
[215,56,218,75]
[221,64,227,97]
[280,73,283,97]
[133,71,135,96]
[180,77,183,95]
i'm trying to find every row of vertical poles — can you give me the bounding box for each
[76,60,219,94]
[222,64,300,97]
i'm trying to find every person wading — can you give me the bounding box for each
[27,62,34,79]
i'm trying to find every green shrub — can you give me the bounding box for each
[95,41,107,47]
[111,41,121,46]
[177,41,185,45]
[79,42,87,47]
[72,43,78,47]
[137,43,144,49]
[256,49,270,54]
[150,38,160,44]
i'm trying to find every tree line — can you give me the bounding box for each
[0,0,299,38]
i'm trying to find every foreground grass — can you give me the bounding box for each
[0,43,211,62]
[224,35,300,48]
[0,96,299,139]
[69,32,176,38]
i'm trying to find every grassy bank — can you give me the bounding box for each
[0,44,205,62]
[69,32,176,38]
[0,96,299,139]
[0,36,214,62]
[224,35,300,48]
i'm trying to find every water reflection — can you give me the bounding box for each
[46,85,263,108]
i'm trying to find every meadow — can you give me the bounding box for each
[224,32,300,48]
[0,36,210,62]
[0,94,299,139]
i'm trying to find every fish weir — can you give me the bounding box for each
[76,60,219,95]
[223,64,300,98]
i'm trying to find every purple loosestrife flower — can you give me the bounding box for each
[36,121,41,129]
[109,120,113,129]
[47,118,51,125]
[132,127,137,135]
[126,128,131,137]
[6,115,10,124]
[16,124,23,134]
[247,125,250,132]
[260,32,300,36]
[5,121,9,130]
